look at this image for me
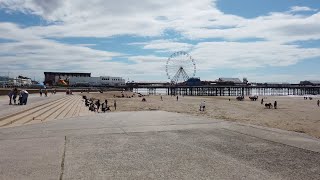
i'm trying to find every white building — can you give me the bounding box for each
[69,76,125,86]
[11,76,33,87]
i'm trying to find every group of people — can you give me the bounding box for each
[303,96,313,100]
[39,88,57,97]
[39,89,48,97]
[8,88,29,105]
[83,96,117,113]
[261,98,277,109]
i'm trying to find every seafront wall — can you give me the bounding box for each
[0,89,82,96]
[0,88,124,96]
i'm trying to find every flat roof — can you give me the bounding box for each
[44,72,91,75]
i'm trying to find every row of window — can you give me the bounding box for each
[101,78,123,81]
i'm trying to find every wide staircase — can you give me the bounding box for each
[0,95,94,128]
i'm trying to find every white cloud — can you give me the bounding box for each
[190,41,320,70]
[0,22,126,80]
[289,6,317,13]
[1,0,319,43]
[130,40,193,52]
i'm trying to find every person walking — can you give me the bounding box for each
[39,89,43,97]
[176,96,178,101]
[114,100,117,110]
[161,96,163,101]
[317,100,320,107]
[44,89,48,97]
[8,89,13,105]
[274,101,277,109]
[13,88,18,104]
[261,98,264,105]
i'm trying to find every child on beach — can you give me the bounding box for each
[200,101,205,111]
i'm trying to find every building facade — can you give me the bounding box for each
[44,72,91,86]
[69,76,125,87]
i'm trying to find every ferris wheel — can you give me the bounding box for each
[166,51,196,83]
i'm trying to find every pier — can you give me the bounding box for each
[126,84,320,96]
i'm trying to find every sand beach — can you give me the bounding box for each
[84,91,320,138]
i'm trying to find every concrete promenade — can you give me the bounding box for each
[0,111,320,180]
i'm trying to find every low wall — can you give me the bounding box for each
[0,88,124,96]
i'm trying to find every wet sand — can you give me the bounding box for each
[83,91,320,138]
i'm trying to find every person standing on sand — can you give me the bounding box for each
[200,101,205,111]
[39,89,43,97]
[114,100,117,110]
[161,96,163,101]
[44,89,48,97]
[96,100,101,112]
[202,101,206,111]
[261,98,264,105]
[317,100,320,107]
[176,96,178,101]
[274,101,277,109]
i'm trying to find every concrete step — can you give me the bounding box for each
[0,96,72,127]
[25,96,77,125]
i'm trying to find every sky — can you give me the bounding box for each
[0,0,320,83]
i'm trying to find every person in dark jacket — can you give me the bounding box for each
[95,100,101,112]
[21,90,29,105]
[8,90,13,105]
[12,88,18,104]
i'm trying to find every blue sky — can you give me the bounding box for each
[0,0,320,83]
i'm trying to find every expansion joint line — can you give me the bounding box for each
[60,136,67,180]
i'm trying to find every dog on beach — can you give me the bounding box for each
[265,103,273,109]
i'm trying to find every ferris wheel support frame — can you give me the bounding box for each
[171,67,189,84]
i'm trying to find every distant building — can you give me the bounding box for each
[185,77,201,86]
[69,76,125,87]
[300,80,320,85]
[13,76,32,86]
[44,72,91,86]
[217,78,242,84]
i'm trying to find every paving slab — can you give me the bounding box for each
[0,136,64,180]
[0,111,319,180]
